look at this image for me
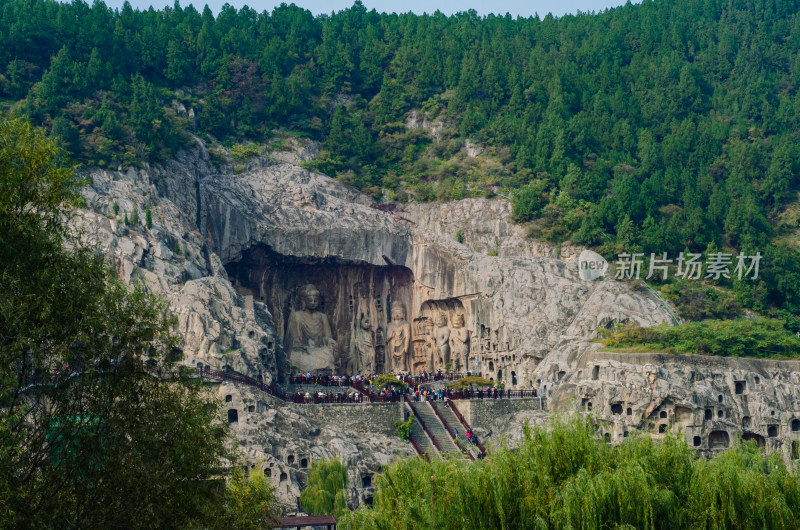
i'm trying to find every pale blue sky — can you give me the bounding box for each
[107,0,638,17]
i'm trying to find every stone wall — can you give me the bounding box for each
[299,402,405,437]
[452,398,548,443]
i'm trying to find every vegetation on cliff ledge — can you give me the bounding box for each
[599,318,800,358]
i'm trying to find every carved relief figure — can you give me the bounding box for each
[285,284,336,374]
[412,339,429,374]
[348,312,374,374]
[432,312,450,370]
[387,302,411,372]
[450,313,470,372]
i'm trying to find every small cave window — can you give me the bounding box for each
[771,410,776,416]
[280,472,287,482]
[611,403,623,415]
[227,409,238,423]
[718,395,723,403]
[361,474,372,488]
[626,407,632,416]
[603,433,611,443]
[792,419,800,432]
[623,431,629,438]
[364,496,374,506]
[264,468,272,478]
[717,409,724,419]
[693,436,701,447]
[225,395,232,403]
[743,432,765,448]
[489,361,494,371]
[755,376,761,384]
[660,411,667,419]
[768,425,778,437]
[709,430,730,449]
[658,424,667,434]
[557,371,566,381]
[248,330,255,339]
[248,405,255,413]
[497,370,502,381]
[511,371,517,386]
[287,455,295,465]
[735,381,745,395]
[300,458,308,469]
[592,365,599,380]
[704,409,712,421]
[742,416,751,428]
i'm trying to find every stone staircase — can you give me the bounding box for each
[406,405,440,459]
[407,400,464,458]
[432,401,480,459]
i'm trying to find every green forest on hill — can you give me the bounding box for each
[2,0,800,343]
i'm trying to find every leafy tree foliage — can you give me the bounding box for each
[599,318,800,358]
[0,117,234,527]
[346,416,800,529]
[214,467,281,530]
[3,0,800,316]
[300,459,349,518]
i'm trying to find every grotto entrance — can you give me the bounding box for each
[225,244,414,376]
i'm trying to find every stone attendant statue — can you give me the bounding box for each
[285,284,336,374]
[432,312,450,370]
[450,313,470,372]
[387,302,411,372]
[349,312,375,374]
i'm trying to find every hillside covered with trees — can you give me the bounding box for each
[2,0,800,334]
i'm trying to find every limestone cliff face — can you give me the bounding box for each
[75,143,673,387]
[192,156,673,387]
[539,347,800,461]
[219,383,412,508]
[72,141,800,499]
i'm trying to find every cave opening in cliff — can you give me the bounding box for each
[708,430,730,449]
[743,432,766,448]
[225,244,414,375]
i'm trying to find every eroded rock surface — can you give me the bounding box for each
[540,347,800,460]
[70,140,800,510]
[219,382,414,508]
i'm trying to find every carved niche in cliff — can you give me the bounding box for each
[225,245,413,375]
[417,299,470,373]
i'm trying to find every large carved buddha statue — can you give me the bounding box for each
[387,302,411,372]
[432,312,450,370]
[285,284,336,374]
[348,312,375,374]
[450,313,470,372]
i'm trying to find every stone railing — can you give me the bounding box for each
[445,400,487,456]
[427,397,474,460]
[404,395,443,453]
[445,389,538,400]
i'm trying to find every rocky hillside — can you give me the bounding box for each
[72,140,800,504]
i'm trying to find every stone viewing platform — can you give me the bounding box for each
[198,366,546,406]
